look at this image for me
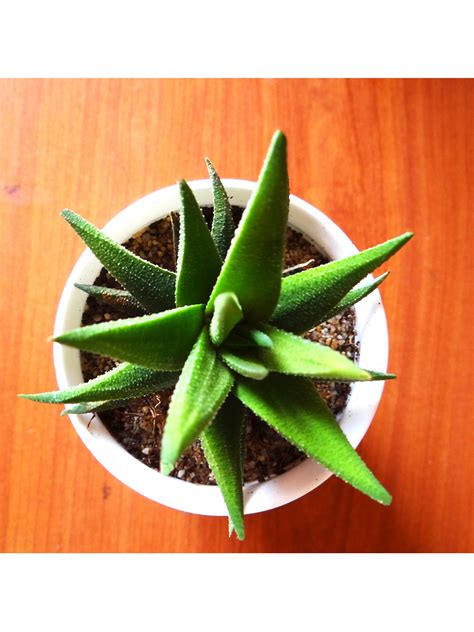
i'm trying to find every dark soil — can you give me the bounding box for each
[80,206,359,484]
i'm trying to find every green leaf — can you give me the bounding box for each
[60,399,129,415]
[160,328,234,475]
[260,325,394,381]
[235,374,392,505]
[234,324,273,349]
[205,158,235,260]
[272,232,413,333]
[315,272,389,324]
[175,180,222,307]
[20,362,179,403]
[170,212,180,265]
[220,349,269,381]
[209,292,244,346]
[75,283,146,315]
[224,332,259,349]
[282,259,315,277]
[207,131,289,322]
[201,395,245,540]
[54,304,204,371]
[62,210,176,313]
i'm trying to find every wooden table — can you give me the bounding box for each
[1,79,472,552]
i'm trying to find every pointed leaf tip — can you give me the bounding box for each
[201,395,245,540]
[61,209,176,312]
[205,158,235,260]
[261,325,382,382]
[176,180,222,307]
[273,231,414,334]
[235,374,392,505]
[206,130,289,322]
[209,292,243,346]
[19,363,179,404]
[368,371,396,381]
[74,283,145,315]
[53,305,205,371]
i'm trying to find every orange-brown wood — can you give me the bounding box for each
[1,79,472,552]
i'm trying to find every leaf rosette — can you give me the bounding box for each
[20,131,413,540]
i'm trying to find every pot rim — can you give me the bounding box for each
[53,179,389,516]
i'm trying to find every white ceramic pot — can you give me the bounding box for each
[54,180,389,516]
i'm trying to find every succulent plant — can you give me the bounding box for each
[21,131,413,540]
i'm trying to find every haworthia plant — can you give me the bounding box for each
[20,130,413,540]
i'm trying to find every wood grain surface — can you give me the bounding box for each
[1,79,472,553]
